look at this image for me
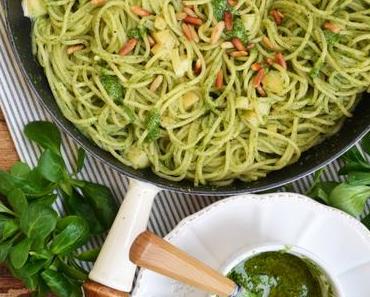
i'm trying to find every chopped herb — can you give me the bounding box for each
[123,105,136,122]
[100,74,123,102]
[211,0,228,21]
[225,17,248,44]
[309,61,323,79]
[145,109,161,142]
[324,31,340,46]
[127,27,147,40]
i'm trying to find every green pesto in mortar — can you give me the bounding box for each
[227,251,335,297]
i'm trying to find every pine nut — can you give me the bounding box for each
[194,58,202,74]
[231,38,246,51]
[131,6,151,17]
[184,7,197,17]
[150,75,164,92]
[221,41,234,49]
[251,63,262,71]
[227,0,237,6]
[230,50,248,57]
[271,9,284,25]
[262,35,274,49]
[182,23,193,41]
[253,68,265,87]
[176,12,187,21]
[211,21,225,44]
[148,35,155,47]
[215,70,224,90]
[91,0,106,6]
[184,15,203,26]
[265,57,274,65]
[247,43,255,50]
[275,52,287,69]
[256,85,266,97]
[189,25,199,43]
[67,44,84,54]
[323,21,341,33]
[224,11,233,31]
[119,38,138,56]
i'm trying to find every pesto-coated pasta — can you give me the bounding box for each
[32,0,370,185]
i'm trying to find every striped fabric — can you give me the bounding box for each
[0,3,368,273]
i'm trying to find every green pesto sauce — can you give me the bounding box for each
[227,252,331,297]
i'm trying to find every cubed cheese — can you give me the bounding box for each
[22,0,47,18]
[182,91,199,110]
[262,70,285,96]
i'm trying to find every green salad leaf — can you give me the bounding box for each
[328,183,370,216]
[50,216,90,255]
[74,148,86,174]
[80,182,117,229]
[305,131,370,229]
[74,248,100,262]
[24,121,61,155]
[0,120,118,297]
[41,269,76,297]
[8,189,28,216]
[10,238,32,269]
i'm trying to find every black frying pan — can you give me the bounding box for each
[4,1,370,295]
[4,0,370,196]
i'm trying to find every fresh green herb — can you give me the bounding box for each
[10,162,31,178]
[305,131,370,228]
[61,190,105,235]
[74,148,86,174]
[100,74,123,102]
[309,61,323,79]
[362,213,370,229]
[145,109,161,142]
[9,238,32,269]
[75,248,100,262]
[0,241,12,262]
[123,104,136,122]
[80,182,117,229]
[0,121,118,297]
[127,27,147,40]
[41,269,79,297]
[24,121,62,155]
[324,31,341,46]
[50,216,90,255]
[225,17,248,44]
[328,183,370,216]
[211,0,228,21]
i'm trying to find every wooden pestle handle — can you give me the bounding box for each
[83,281,129,297]
[129,231,236,297]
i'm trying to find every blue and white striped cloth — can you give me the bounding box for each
[0,3,368,273]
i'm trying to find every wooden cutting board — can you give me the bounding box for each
[0,109,30,297]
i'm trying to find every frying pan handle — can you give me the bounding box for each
[88,179,160,292]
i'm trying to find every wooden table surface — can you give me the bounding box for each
[0,109,30,297]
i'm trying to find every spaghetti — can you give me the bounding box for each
[32,0,370,185]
